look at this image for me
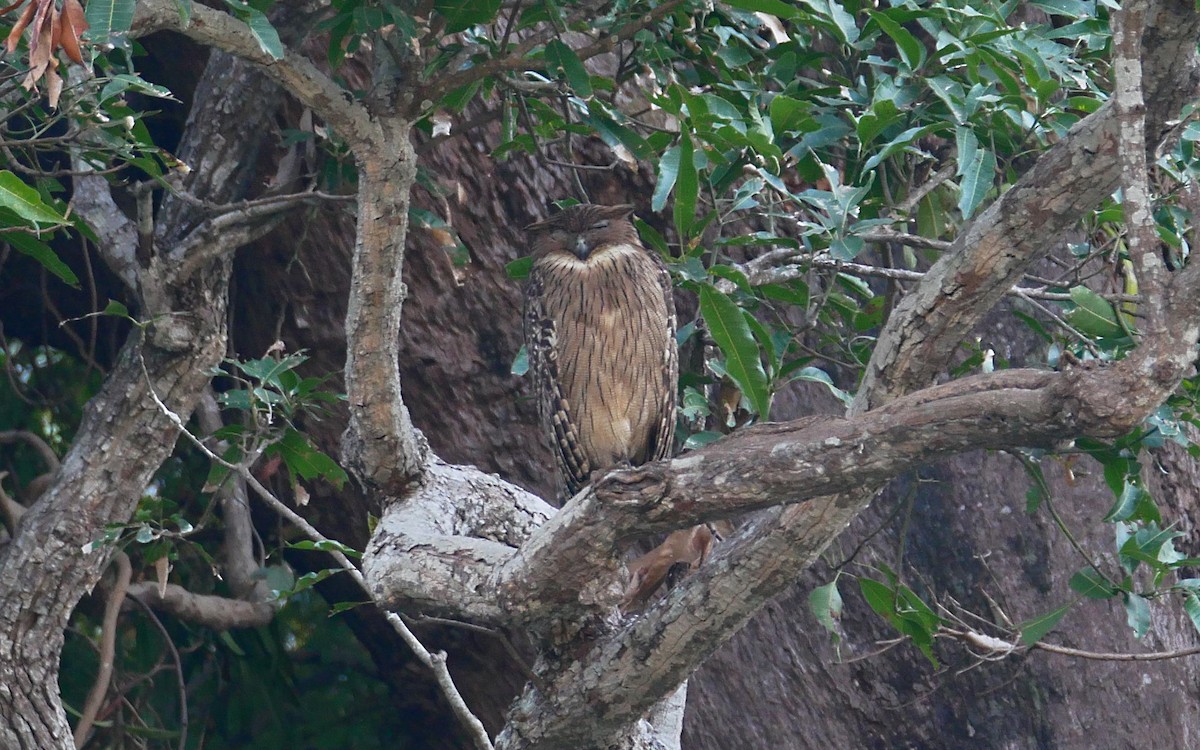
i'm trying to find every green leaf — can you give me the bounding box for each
[0,171,68,226]
[282,568,341,598]
[674,135,698,241]
[4,233,78,286]
[84,0,136,40]
[826,0,860,46]
[683,431,723,450]
[809,580,843,636]
[869,11,923,70]
[329,601,370,616]
[652,145,681,213]
[434,0,501,32]
[699,285,771,418]
[1066,286,1123,338]
[172,0,192,26]
[1018,602,1072,645]
[1124,592,1151,639]
[288,539,362,559]
[1185,593,1200,636]
[1104,482,1145,523]
[956,130,994,220]
[1069,567,1118,599]
[506,255,532,280]
[724,0,801,17]
[268,429,349,488]
[769,95,807,133]
[101,299,132,319]
[861,125,933,172]
[239,3,284,60]
[789,366,852,406]
[545,40,592,98]
[511,345,529,376]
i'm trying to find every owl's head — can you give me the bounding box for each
[526,203,639,261]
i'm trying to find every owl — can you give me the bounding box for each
[523,203,678,500]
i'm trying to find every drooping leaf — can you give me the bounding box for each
[1185,593,1200,636]
[236,2,283,60]
[674,134,698,240]
[4,232,78,286]
[869,11,923,70]
[699,284,771,418]
[1124,592,1151,639]
[651,145,681,213]
[956,133,995,220]
[545,39,592,98]
[789,366,852,406]
[809,580,843,636]
[268,429,349,488]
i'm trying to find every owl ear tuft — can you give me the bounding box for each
[608,204,636,220]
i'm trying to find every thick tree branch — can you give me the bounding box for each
[490,249,1200,746]
[126,582,274,630]
[339,122,429,491]
[364,459,552,625]
[131,0,370,146]
[1112,0,1169,336]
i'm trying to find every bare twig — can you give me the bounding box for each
[74,552,133,748]
[726,254,1139,304]
[126,595,188,750]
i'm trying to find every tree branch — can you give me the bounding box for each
[126,582,274,630]
[131,0,372,147]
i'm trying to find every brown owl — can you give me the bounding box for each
[523,203,678,500]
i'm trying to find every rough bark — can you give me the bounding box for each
[0,12,300,747]
[8,1,1200,749]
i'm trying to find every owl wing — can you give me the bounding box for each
[646,251,678,464]
[524,265,592,500]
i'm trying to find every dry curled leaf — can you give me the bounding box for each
[59,0,86,64]
[5,0,90,107]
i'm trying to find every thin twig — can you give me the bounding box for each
[126,595,189,750]
[140,356,495,750]
[74,552,133,748]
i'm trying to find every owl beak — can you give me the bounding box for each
[573,236,591,260]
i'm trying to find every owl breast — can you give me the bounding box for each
[537,243,673,469]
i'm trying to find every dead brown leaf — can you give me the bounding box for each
[6,0,91,104]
